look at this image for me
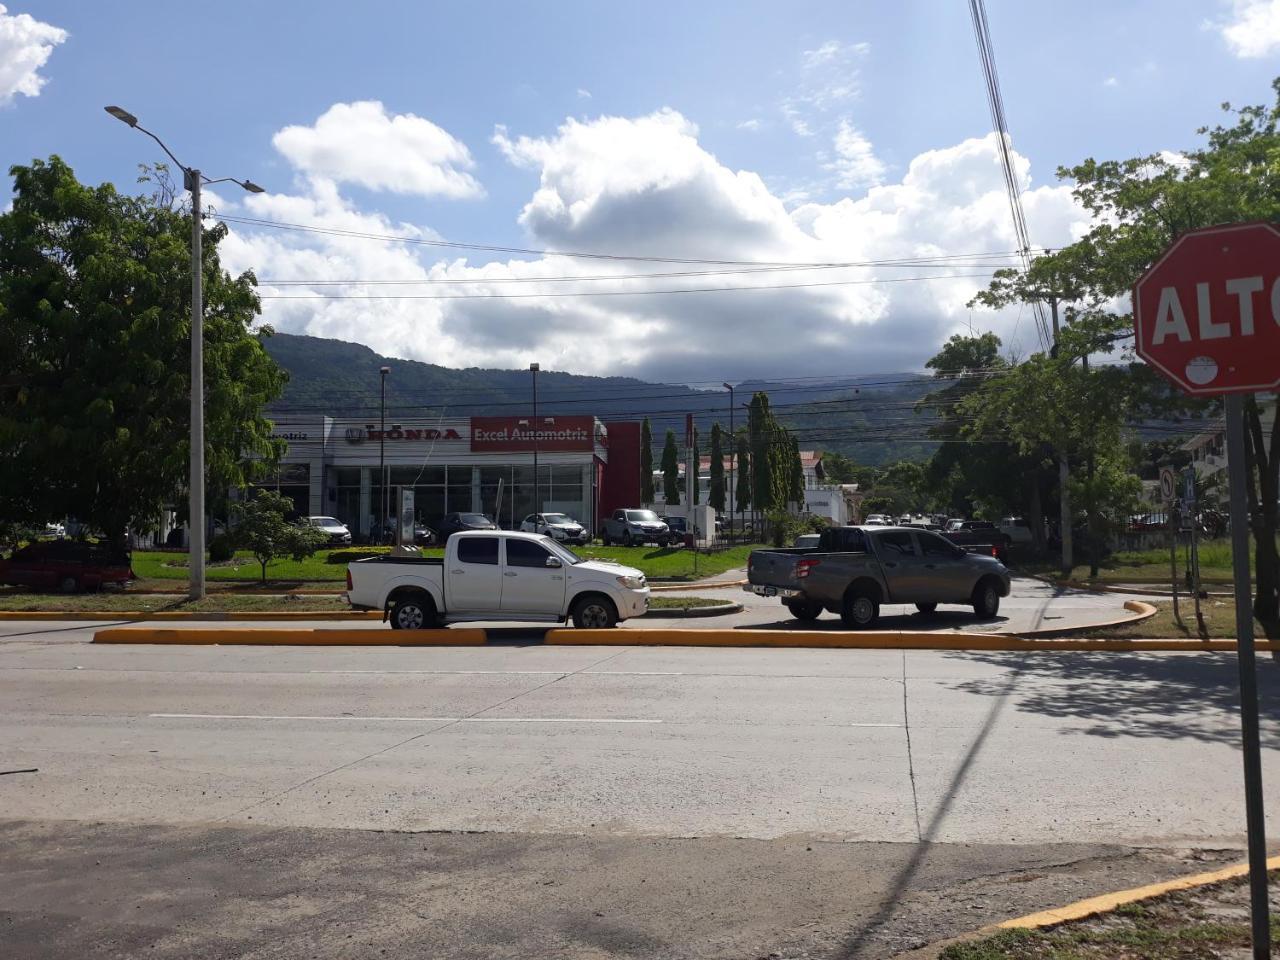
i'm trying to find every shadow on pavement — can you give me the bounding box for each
[940,650,1280,747]
[736,611,1010,632]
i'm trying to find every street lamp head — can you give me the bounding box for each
[529,362,540,372]
[722,382,733,391]
[104,105,138,127]
[241,179,265,194]
[379,366,391,375]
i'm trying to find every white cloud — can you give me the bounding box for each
[826,119,886,189]
[1215,0,1280,57]
[737,118,762,131]
[1103,76,1119,88]
[221,105,1088,380]
[576,88,592,99]
[272,100,483,200]
[782,39,870,141]
[0,4,66,105]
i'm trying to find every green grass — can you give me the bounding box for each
[128,543,761,584]
[940,876,1280,959]
[1019,537,1270,583]
[0,591,349,613]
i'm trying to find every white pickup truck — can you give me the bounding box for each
[345,530,650,629]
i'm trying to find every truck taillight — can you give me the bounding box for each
[796,558,821,579]
[346,569,353,590]
[990,546,999,558]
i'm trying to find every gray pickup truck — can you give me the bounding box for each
[747,525,1011,627]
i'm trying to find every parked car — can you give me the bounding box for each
[413,523,438,546]
[746,525,1010,627]
[346,530,650,629]
[998,517,1034,545]
[794,533,821,549]
[940,520,1012,561]
[520,512,589,545]
[302,516,353,545]
[436,512,498,541]
[945,518,966,532]
[863,514,890,526]
[43,522,66,539]
[601,509,673,547]
[0,540,134,593]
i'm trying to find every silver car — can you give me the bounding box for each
[304,516,352,545]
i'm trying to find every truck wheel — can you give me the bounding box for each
[601,531,611,546]
[59,575,79,594]
[841,589,879,629]
[972,579,1001,619]
[572,595,618,629]
[784,600,822,621]
[915,602,937,615]
[622,532,634,548]
[389,595,436,630]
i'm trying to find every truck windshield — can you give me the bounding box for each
[625,510,659,522]
[544,539,582,565]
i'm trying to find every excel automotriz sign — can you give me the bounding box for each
[470,415,597,453]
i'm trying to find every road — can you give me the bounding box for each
[2,621,1276,958]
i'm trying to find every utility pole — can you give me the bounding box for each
[530,363,540,515]
[1051,295,1073,578]
[379,366,389,544]
[104,106,263,599]
[724,382,735,537]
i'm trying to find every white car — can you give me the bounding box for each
[346,530,650,629]
[999,517,1034,545]
[519,512,589,545]
[303,516,352,545]
[794,533,822,549]
[863,514,890,526]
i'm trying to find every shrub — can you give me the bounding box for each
[326,547,394,565]
[208,534,235,562]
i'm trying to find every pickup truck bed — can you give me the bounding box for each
[747,525,1011,628]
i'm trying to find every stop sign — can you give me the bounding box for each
[1132,221,1280,395]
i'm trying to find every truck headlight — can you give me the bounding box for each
[616,575,645,589]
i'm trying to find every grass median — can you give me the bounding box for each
[129,543,760,584]
[0,591,350,613]
[943,870,1280,960]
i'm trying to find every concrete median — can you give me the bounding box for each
[92,627,485,645]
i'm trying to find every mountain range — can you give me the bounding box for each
[262,333,939,465]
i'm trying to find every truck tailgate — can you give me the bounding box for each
[747,549,807,587]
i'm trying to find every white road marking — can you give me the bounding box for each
[148,713,661,724]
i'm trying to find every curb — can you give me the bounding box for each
[92,627,484,645]
[648,578,747,592]
[641,602,743,619]
[1013,600,1158,638]
[0,609,379,621]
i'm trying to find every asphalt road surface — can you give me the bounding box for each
[2,624,1276,958]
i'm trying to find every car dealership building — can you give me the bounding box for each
[259,415,642,540]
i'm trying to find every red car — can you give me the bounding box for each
[0,540,135,593]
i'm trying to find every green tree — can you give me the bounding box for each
[690,427,700,505]
[639,418,654,504]
[788,434,804,506]
[708,423,726,512]
[231,490,327,583]
[0,156,287,547]
[735,434,751,514]
[971,78,1280,630]
[661,430,680,506]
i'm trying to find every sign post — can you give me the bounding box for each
[1133,222,1278,960]
[1160,467,1180,623]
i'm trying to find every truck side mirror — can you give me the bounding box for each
[545,556,563,569]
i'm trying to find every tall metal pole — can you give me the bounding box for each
[727,385,735,537]
[1224,392,1270,960]
[1050,296,1072,577]
[531,363,540,515]
[187,170,206,600]
[379,367,388,544]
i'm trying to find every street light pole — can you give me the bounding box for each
[379,366,390,544]
[105,106,263,601]
[723,382,734,537]
[530,363,540,515]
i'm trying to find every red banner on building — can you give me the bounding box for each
[470,415,597,453]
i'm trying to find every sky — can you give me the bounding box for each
[3,0,1280,385]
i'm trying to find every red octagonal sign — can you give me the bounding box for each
[1133,222,1280,396]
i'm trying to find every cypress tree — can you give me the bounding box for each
[639,418,654,504]
[735,434,752,513]
[661,430,680,506]
[690,427,700,505]
[708,423,725,512]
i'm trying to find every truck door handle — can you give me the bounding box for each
[504,571,518,577]
[451,569,463,574]
[884,561,898,568]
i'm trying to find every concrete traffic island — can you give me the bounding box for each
[92,626,486,645]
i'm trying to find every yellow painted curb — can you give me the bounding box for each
[0,610,379,621]
[91,627,485,645]
[997,854,1280,929]
[546,627,1275,651]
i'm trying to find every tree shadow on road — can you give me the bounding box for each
[942,650,1280,748]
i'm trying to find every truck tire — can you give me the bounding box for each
[571,595,618,629]
[841,588,879,629]
[972,579,1001,619]
[389,594,438,630]
[784,599,823,621]
[915,602,937,615]
[601,530,611,546]
[622,532,634,548]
